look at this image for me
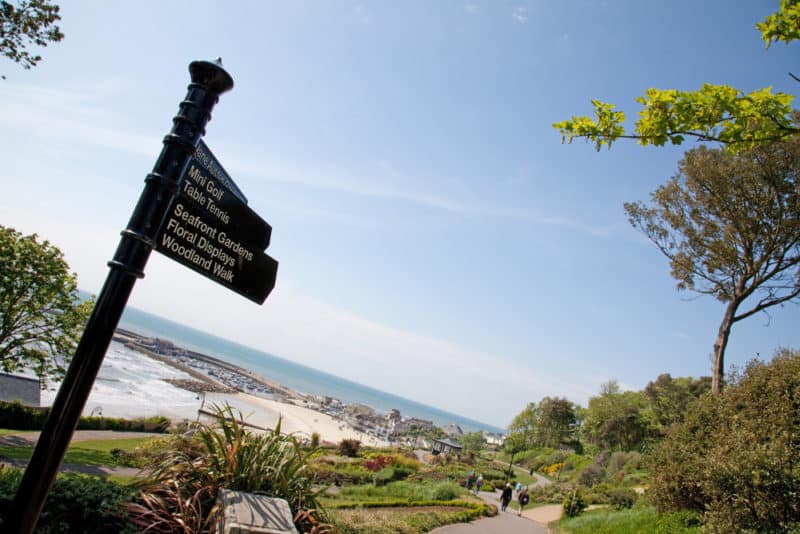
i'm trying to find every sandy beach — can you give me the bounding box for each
[40,340,388,447]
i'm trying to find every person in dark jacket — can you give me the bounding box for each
[500,483,513,512]
[517,485,529,516]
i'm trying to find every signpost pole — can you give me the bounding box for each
[4,59,234,534]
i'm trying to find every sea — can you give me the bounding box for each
[118,305,506,435]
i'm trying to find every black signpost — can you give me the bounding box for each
[155,145,278,302]
[4,59,278,534]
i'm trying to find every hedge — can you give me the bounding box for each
[0,401,169,433]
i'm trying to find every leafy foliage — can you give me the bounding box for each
[508,397,579,449]
[650,348,800,532]
[562,487,587,517]
[554,85,797,151]
[553,2,799,151]
[0,0,63,78]
[582,381,655,451]
[0,400,169,433]
[338,438,361,458]
[336,480,463,502]
[0,467,137,533]
[608,487,637,510]
[643,374,710,429]
[757,0,800,47]
[555,505,701,534]
[458,431,484,453]
[126,404,327,533]
[0,225,93,383]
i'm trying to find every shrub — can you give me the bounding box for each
[0,401,49,429]
[650,349,800,532]
[109,436,174,468]
[542,462,561,475]
[562,488,587,517]
[0,467,137,533]
[364,455,393,471]
[126,404,327,533]
[530,483,567,505]
[609,487,637,510]
[577,463,605,487]
[339,480,463,502]
[310,432,321,449]
[338,439,361,458]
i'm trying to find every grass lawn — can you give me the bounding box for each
[330,504,485,534]
[0,429,37,437]
[553,506,701,534]
[0,437,153,466]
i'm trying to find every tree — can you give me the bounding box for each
[508,401,540,450]
[553,1,799,152]
[459,431,485,453]
[582,380,654,451]
[624,138,800,394]
[0,225,93,383]
[537,396,579,448]
[509,397,581,450]
[643,373,710,430]
[1,0,63,78]
[502,431,527,483]
[650,348,800,532]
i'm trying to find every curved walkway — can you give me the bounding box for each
[432,490,554,534]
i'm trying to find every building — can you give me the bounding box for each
[442,423,464,437]
[0,373,40,406]
[431,437,462,455]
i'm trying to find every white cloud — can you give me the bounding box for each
[512,6,529,23]
[0,82,160,158]
[352,3,373,25]
[2,82,613,239]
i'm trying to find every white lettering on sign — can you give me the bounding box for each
[174,203,217,240]
[159,201,260,288]
[206,180,224,201]
[206,198,230,224]
[184,165,230,224]
[217,231,254,262]
[183,181,206,207]
[187,165,207,187]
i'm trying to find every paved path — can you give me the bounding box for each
[0,458,143,477]
[431,490,553,534]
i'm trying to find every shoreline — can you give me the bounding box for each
[111,329,392,446]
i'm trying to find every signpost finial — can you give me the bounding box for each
[189,58,234,94]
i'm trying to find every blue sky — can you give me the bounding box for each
[1,1,797,429]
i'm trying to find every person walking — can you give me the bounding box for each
[475,473,484,494]
[500,483,513,512]
[466,470,475,491]
[517,485,529,516]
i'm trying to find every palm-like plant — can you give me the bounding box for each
[126,403,328,533]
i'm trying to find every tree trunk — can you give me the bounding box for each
[711,302,738,394]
